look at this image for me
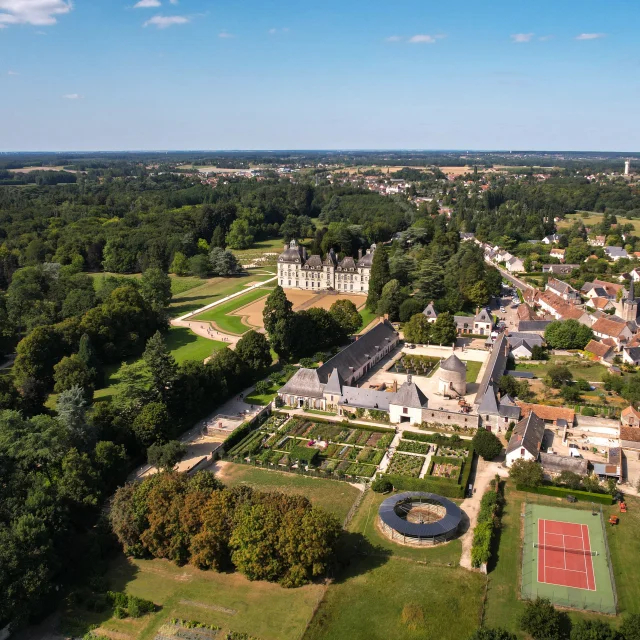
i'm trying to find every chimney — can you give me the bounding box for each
[284,244,288,251]
[476,306,480,316]
[302,246,308,260]
[358,248,363,259]
[407,374,412,384]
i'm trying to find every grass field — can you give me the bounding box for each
[465,360,482,383]
[62,555,324,640]
[359,307,378,332]
[165,326,226,363]
[214,462,361,522]
[514,355,609,382]
[559,211,640,235]
[192,287,272,334]
[230,238,286,267]
[169,271,275,318]
[88,272,203,297]
[244,379,281,406]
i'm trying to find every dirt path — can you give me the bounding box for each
[459,459,508,570]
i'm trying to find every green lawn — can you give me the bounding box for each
[559,211,640,236]
[217,462,361,522]
[88,272,203,296]
[359,308,379,332]
[169,271,275,318]
[164,326,226,363]
[191,287,272,334]
[514,355,609,382]
[244,379,281,406]
[229,238,286,267]
[61,555,323,640]
[484,483,640,634]
[464,360,482,383]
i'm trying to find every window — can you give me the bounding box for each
[403,407,408,413]
[520,448,525,456]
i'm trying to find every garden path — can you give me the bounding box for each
[418,448,434,478]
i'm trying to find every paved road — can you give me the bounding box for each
[492,262,534,292]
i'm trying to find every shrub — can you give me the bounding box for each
[472,429,503,460]
[518,597,566,640]
[582,407,596,417]
[371,477,393,493]
[113,606,127,619]
[509,459,544,488]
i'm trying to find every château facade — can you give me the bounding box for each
[277,239,375,294]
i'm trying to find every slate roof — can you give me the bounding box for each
[624,347,640,362]
[279,240,303,264]
[506,332,544,348]
[506,411,545,458]
[542,264,579,275]
[394,380,429,409]
[356,248,375,267]
[278,368,324,399]
[440,354,466,374]
[316,320,398,384]
[338,386,391,411]
[338,256,357,270]
[499,394,522,420]
[475,333,509,404]
[324,368,343,395]
[539,452,589,476]
[423,302,437,320]
[477,385,500,415]
[475,308,493,324]
[302,255,323,268]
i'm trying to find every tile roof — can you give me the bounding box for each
[620,426,640,445]
[516,402,575,424]
[621,405,640,421]
[592,316,629,338]
[506,411,545,458]
[584,340,612,358]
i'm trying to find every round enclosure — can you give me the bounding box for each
[378,492,462,546]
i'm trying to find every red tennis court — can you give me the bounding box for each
[537,519,596,591]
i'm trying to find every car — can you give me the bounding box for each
[500,307,505,313]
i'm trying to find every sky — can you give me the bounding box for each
[1,0,639,152]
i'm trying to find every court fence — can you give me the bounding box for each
[598,505,618,613]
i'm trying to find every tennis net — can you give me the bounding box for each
[534,543,598,557]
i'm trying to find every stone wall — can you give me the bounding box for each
[421,408,479,430]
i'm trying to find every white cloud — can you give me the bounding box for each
[63,93,82,99]
[575,33,606,40]
[408,33,445,44]
[7,70,19,75]
[0,0,72,27]
[143,14,189,28]
[218,30,233,38]
[385,35,402,42]
[510,33,534,43]
[133,0,161,7]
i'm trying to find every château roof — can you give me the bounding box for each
[394,379,429,409]
[278,368,324,399]
[440,354,466,374]
[278,240,303,264]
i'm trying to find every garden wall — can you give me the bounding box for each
[421,408,480,430]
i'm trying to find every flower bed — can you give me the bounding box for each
[386,452,424,478]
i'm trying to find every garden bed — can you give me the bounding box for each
[386,452,425,478]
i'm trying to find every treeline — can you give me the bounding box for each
[110,471,341,588]
[0,169,77,186]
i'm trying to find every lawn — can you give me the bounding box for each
[464,360,482,383]
[359,307,378,332]
[514,355,609,382]
[169,271,275,318]
[229,237,285,267]
[215,461,361,522]
[244,379,281,406]
[483,483,640,634]
[88,273,203,296]
[164,326,226,363]
[559,211,640,235]
[61,555,323,640]
[191,287,272,334]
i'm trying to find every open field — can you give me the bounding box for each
[213,461,361,522]
[514,355,609,382]
[88,272,203,297]
[62,555,324,640]
[169,271,275,317]
[229,237,286,267]
[8,165,76,173]
[559,211,640,235]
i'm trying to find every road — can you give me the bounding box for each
[491,262,534,292]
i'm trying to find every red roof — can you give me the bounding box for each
[584,340,612,358]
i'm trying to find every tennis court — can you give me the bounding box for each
[522,503,617,613]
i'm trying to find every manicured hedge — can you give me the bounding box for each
[459,449,475,491]
[516,484,613,505]
[304,415,395,434]
[384,474,465,498]
[290,445,319,465]
[403,431,471,449]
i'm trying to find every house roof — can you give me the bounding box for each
[279,240,303,264]
[625,347,640,362]
[324,368,343,395]
[506,332,544,348]
[499,394,522,419]
[605,246,628,258]
[422,302,437,319]
[506,411,546,458]
[621,405,640,421]
[517,320,553,332]
[302,255,323,268]
[279,368,325,399]
[316,320,398,384]
[338,256,357,270]
[518,304,535,321]
[543,264,579,275]
[475,333,509,404]
[516,402,575,424]
[393,380,429,409]
[475,308,493,324]
[592,316,630,338]
[338,386,391,411]
[478,385,500,415]
[585,340,612,358]
[620,426,640,447]
[588,297,614,310]
[539,452,589,476]
[356,248,375,267]
[440,354,467,374]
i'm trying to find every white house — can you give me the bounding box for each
[623,347,640,366]
[505,412,546,467]
[388,377,430,425]
[604,246,629,262]
[505,256,525,273]
[550,248,565,262]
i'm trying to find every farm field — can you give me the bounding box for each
[62,555,323,640]
[213,461,361,522]
[169,271,275,317]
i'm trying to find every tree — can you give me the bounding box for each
[472,428,503,460]
[366,245,390,311]
[133,401,171,446]
[560,384,582,403]
[518,598,565,640]
[329,299,363,335]
[403,313,432,344]
[415,258,445,303]
[170,251,190,276]
[398,298,422,323]
[468,629,517,640]
[94,440,128,492]
[557,470,583,490]
[620,613,640,640]
[140,267,172,312]
[53,354,94,400]
[77,333,101,385]
[570,620,618,640]
[189,254,210,278]
[235,330,272,371]
[226,219,254,250]
[209,247,241,276]
[263,286,293,336]
[546,365,573,389]
[376,279,406,321]
[509,458,544,488]
[57,385,93,444]
[431,312,457,345]
[147,441,186,472]
[544,320,593,350]
[143,331,178,402]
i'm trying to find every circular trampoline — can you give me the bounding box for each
[378,492,462,546]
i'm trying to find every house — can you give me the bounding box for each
[550,248,566,262]
[459,232,475,242]
[586,297,616,312]
[388,377,430,425]
[542,264,579,276]
[630,268,640,282]
[623,347,640,366]
[584,339,614,363]
[591,316,633,349]
[422,301,438,323]
[604,246,629,262]
[588,235,606,247]
[454,307,493,336]
[539,452,589,478]
[505,412,546,467]
[475,333,509,406]
[620,426,640,451]
[505,256,525,273]
[477,384,520,433]
[506,331,544,359]
[545,278,580,303]
[542,234,561,245]
[621,405,640,427]
[533,289,590,324]
[516,402,575,426]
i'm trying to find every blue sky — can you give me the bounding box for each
[1,0,639,151]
